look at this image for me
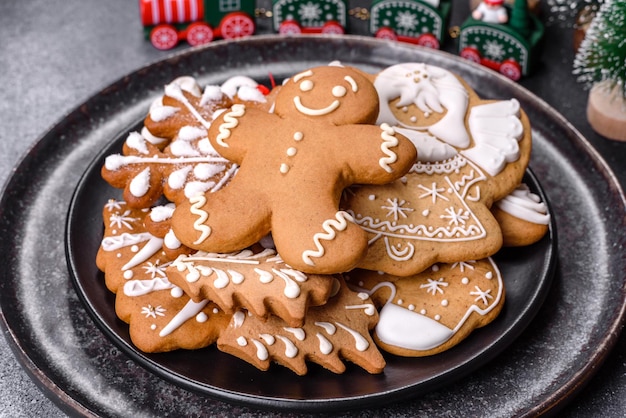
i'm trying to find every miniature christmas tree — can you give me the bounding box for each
[573,0,626,141]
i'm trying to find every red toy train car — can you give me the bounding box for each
[140,0,256,50]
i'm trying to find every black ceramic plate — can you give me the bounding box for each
[66,121,555,411]
[1,36,625,417]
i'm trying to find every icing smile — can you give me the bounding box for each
[293,96,340,116]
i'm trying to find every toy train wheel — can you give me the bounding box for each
[186,22,214,46]
[417,33,440,49]
[499,59,522,81]
[279,20,302,35]
[460,47,481,64]
[220,12,255,39]
[321,21,344,35]
[150,24,178,50]
[375,27,398,41]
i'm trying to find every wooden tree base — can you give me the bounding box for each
[587,82,626,142]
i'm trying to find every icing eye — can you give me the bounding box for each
[300,80,314,92]
[332,85,347,98]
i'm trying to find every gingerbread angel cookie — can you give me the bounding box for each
[346,258,504,357]
[217,277,385,375]
[342,63,532,276]
[171,65,417,274]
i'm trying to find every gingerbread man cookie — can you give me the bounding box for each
[171,65,417,274]
[341,63,532,276]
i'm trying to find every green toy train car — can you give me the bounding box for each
[140,0,256,50]
[369,0,451,49]
[458,0,544,80]
[272,0,349,34]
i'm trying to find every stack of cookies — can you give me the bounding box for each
[96,62,550,375]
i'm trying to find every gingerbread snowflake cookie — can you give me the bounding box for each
[102,75,272,208]
[341,63,532,276]
[166,247,337,327]
[346,258,504,357]
[96,199,229,353]
[171,65,417,274]
[217,277,385,375]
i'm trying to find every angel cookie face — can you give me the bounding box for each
[171,65,417,274]
[341,63,533,276]
[346,258,504,357]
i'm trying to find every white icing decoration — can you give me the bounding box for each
[345,303,376,316]
[150,105,179,122]
[302,211,355,266]
[164,229,181,250]
[221,75,259,98]
[101,232,152,251]
[260,334,275,345]
[237,85,266,103]
[293,95,340,116]
[378,123,400,173]
[129,168,151,197]
[283,327,305,341]
[168,166,193,190]
[121,235,164,271]
[233,310,246,328]
[189,194,211,245]
[463,99,524,176]
[255,268,274,284]
[104,154,228,171]
[336,322,369,352]
[126,132,149,154]
[196,312,208,323]
[159,299,209,337]
[150,204,175,223]
[253,339,270,361]
[495,183,550,225]
[200,85,223,106]
[216,104,246,147]
[276,335,298,358]
[141,126,167,146]
[374,63,470,148]
[315,321,336,335]
[316,333,333,355]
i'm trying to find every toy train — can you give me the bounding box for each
[140,0,542,80]
[140,0,452,50]
[458,0,544,80]
[140,0,257,50]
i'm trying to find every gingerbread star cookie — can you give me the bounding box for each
[341,63,532,276]
[217,277,386,375]
[346,257,504,357]
[171,65,417,274]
